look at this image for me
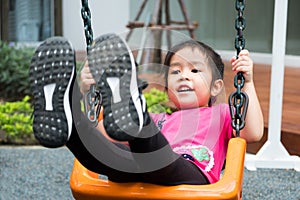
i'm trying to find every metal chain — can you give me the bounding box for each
[228,0,249,137]
[234,0,246,55]
[81,0,101,124]
[81,0,93,48]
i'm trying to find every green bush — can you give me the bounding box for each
[144,88,172,114]
[0,88,170,145]
[0,41,35,101]
[0,96,36,144]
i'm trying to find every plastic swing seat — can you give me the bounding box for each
[70,137,246,200]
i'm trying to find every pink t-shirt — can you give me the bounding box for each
[150,103,233,183]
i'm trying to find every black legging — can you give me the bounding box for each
[67,83,209,186]
[67,112,209,186]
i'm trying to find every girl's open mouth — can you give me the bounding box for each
[177,85,194,93]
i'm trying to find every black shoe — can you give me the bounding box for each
[29,37,75,148]
[88,34,147,141]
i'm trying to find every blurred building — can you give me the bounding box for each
[1,0,299,59]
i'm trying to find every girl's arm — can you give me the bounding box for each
[230,50,264,142]
[80,61,96,94]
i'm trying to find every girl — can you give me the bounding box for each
[29,34,263,186]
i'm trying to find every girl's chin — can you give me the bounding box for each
[173,100,209,110]
[175,103,200,110]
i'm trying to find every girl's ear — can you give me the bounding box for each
[211,79,224,97]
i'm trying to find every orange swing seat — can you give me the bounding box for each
[70,137,246,200]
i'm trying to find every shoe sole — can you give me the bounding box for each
[29,37,75,148]
[88,34,143,141]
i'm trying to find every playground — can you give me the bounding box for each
[1,0,300,199]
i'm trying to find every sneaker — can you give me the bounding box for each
[88,34,147,141]
[29,37,75,148]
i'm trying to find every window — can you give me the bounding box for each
[0,0,62,42]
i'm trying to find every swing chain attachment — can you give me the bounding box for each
[81,0,102,124]
[229,0,249,137]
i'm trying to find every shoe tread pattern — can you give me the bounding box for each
[88,34,140,141]
[29,37,74,147]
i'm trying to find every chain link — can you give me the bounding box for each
[81,0,101,124]
[229,0,249,137]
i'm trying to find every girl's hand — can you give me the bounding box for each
[80,61,96,94]
[230,49,253,83]
[230,50,264,142]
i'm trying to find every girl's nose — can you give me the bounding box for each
[180,70,190,81]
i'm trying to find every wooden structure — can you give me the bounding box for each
[126,0,198,40]
[125,0,198,65]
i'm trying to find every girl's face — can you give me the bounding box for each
[167,47,215,109]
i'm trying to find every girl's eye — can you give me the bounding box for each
[191,69,201,73]
[170,70,181,74]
